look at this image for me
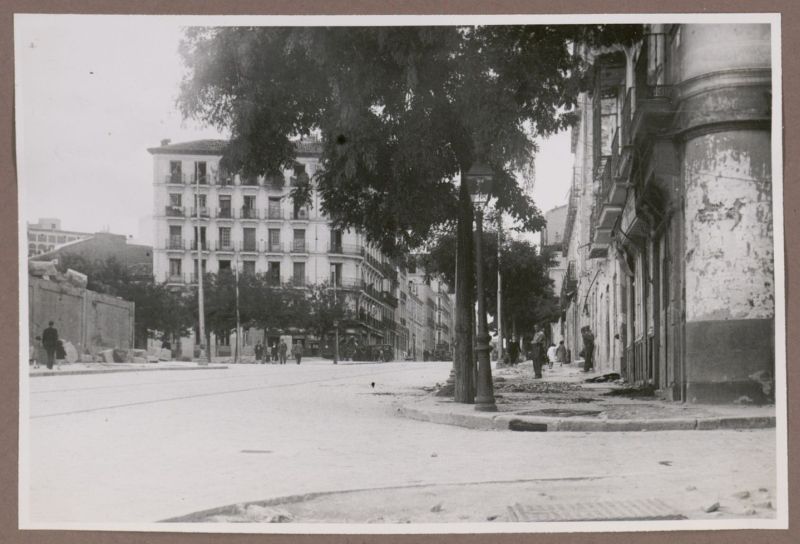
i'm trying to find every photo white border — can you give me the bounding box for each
[15,11,786,534]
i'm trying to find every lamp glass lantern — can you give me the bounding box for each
[464,162,494,208]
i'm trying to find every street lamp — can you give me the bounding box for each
[464,161,497,412]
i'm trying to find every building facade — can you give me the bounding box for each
[559,24,774,403]
[27,218,92,257]
[149,138,452,360]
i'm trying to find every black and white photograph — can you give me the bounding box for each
[15,13,785,534]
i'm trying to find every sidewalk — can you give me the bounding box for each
[29,360,228,377]
[395,361,776,432]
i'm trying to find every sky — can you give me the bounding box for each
[15,15,572,246]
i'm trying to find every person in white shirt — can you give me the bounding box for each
[546,343,558,370]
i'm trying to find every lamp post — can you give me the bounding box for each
[464,161,497,412]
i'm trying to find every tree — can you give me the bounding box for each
[178,24,642,398]
[53,255,193,346]
[305,282,351,348]
[418,228,559,335]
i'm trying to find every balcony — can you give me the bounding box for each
[382,292,399,308]
[190,240,210,251]
[337,277,364,290]
[191,173,211,185]
[189,207,211,219]
[240,207,260,220]
[290,276,308,287]
[164,172,185,185]
[290,240,308,254]
[265,208,284,221]
[216,207,234,220]
[291,208,310,221]
[240,175,260,187]
[329,243,361,255]
[265,242,284,254]
[264,173,285,191]
[239,240,259,253]
[215,240,235,252]
[165,205,185,218]
[216,175,235,188]
[165,237,186,251]
[166,273,186,285]
[629,33,674,146]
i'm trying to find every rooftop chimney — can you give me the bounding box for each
[160,138,171,147]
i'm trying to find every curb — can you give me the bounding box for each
[30,365,229,378]
[396,405,776,432]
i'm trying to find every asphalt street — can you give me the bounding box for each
[24,360,778,525]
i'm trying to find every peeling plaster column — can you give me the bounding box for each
[677,24,774,403]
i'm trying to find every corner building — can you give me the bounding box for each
[149,138,451,360]
[561,24,774,403]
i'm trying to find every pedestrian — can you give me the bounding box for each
[30,336,40,369]
[291,341,303,365]
[531,326,546,379]
[546,343,558,370]
[508,336,520,365]
[42,321,58,370]
[254,341,264,364]
[271,343,278,363]
[279,340,288,365]
[55,339,66,369]
[581,326,596,373]
[556,340,567,366]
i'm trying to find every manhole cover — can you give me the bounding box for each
[515,408,602,418]
[506,499,686,522]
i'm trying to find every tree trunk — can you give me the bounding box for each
[454,182,475,403]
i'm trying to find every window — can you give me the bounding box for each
[330,263,342,286]
[242,195,257,219]
[48,235,56,243]
[293,262,306,285]
[243,260,256,275]
[57,235,66,244]
[268,262,281,284]
[193,259,207,277]
[218,195,232,218]
[194,194,207,208]
[169,161,182,183]
[169,259,182,278]
[330,229,342,252]
[268,229,281,251]
[293,202,309,220]
[292,229,306,252]
[218,260,231,272]
[169,193,182,207]
[242,228,257,251]
[268,197,282,219]
[27,232,35,242]
[194,226,207,249]
[194,161,207,184]
[218,227,231,250]
[37,234,45,241]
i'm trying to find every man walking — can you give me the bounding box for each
[581,326,595,372]
[531,325,546,379]
[291,341,303,365]
[254,341,264,364]
[278,340,288,365]
[556,340,567,366]
[42,321,58,370]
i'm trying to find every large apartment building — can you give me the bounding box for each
[148,138,453,360]
[558,24,774,403]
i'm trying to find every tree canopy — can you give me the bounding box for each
[179,25,642,256]
[416,227,560,334]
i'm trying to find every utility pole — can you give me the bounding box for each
[497,213,504,364]
[195,172,207,366]
[234,253,241,364]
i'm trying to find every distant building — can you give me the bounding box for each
[31,232,153,279]
[542,204,568,294]
[148,138,452,360]
[27,218,92,257]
